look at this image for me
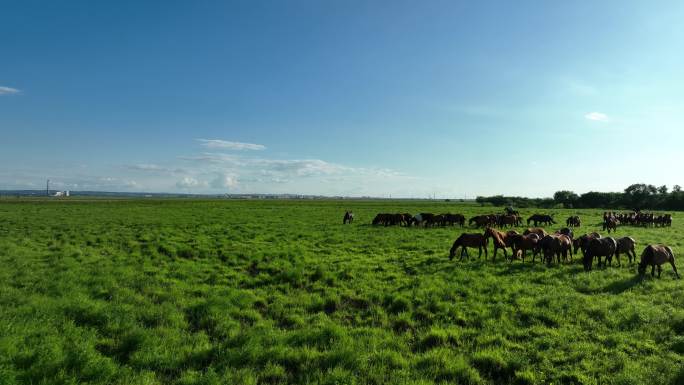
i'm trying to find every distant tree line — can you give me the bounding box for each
[476,183,684,211]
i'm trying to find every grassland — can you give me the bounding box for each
[0,199,682,385]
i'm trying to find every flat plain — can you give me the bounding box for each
[0,199,682,385]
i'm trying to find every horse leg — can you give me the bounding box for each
[671,261,680,278]
[657,265,662,278]
[651,265,655,277]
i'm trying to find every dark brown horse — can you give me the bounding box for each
[615,236,637,265]
[527,214,555,226]
[566,215,581,227]
[603,217,619,233]
[573,232,601,256]
[469,215,493,228]
[638,245,679,278]
[583,237,617,271]
[505,230,519,247]
[539,234,571,264]
[449,233,487,261]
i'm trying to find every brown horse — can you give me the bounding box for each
[449,233,487,261]
[638,245,679,279]
[583,237,617,271]
[509,233,540,263]
[499,215,519,228]
[469,215,493,228]
[603,217,619,233]
[573,232,601,256]
[566,215,581,227]
[523,227,547,238]
[483,227,509,261]
[527,214,555,226]
[538,234,572,264]
[505,230,519,247]
[615,237,637,265]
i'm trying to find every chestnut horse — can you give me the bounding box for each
[483,227,509,261]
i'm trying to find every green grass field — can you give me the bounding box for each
[0,199,682,385]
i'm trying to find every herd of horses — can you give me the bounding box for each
[603,211,672,228]
[364,212,560,229]
[369,212,466,227]
[448,226,679,279]
[342,209,679,279]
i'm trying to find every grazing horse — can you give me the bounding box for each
[566,215,581,227]
[447,213,466,227]
[527,214,555,227]
[483,227,509,261]
[510,234,540,263]
[583,237,617,271]
[419,213,436,227]
[411,213,435,227]
[638,245,679,279]
[539,235,571,264]
[615,237,637,265]
[343,211,354,224]
[499,215,521,228]
[401,213,413,226]
[449,233,487,261]
[469,215,492,228]
[573,232,601,256]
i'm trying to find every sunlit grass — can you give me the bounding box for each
[0,199,682,384]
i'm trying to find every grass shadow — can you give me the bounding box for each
[600,275,643,294]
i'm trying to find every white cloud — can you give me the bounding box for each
[176,177,208,189]
[210,173,238,189]
[0,86,20,95]
[585,112,609,122]
[196,139,266,151]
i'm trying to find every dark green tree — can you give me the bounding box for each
[553,190,579,207]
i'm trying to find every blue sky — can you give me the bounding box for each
[2,1,684,197]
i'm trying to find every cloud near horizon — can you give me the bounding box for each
[0,86,20,95]
[196,139,266,151]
